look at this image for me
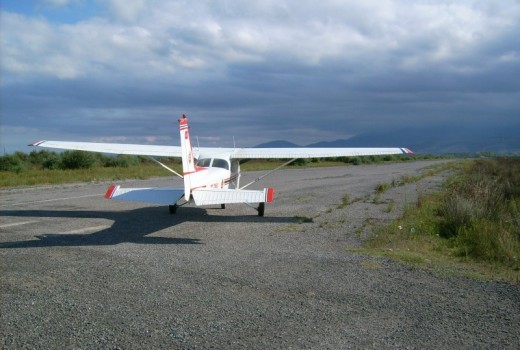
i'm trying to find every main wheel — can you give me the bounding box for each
[169,204,178,214]
[258,202,265,217]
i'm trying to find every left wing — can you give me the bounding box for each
[30,141,181,157]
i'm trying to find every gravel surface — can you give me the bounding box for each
[1,160,519,349]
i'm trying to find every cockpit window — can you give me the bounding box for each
[196,158,229,170]
[212,159,229,170]
[197,158,212,167]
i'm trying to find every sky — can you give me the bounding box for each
[1,0,520,153]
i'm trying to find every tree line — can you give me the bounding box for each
[0,150,149,172]
[1,149,448,173]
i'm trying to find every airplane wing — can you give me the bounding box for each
[30,141,182,157]
[31,142,413,159]
[197,147,413,159]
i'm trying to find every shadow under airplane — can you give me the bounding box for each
[0,206,297,249]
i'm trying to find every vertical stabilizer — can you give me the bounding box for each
[179,114,196,201]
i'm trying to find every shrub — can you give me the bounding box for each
[60,150,97,169]
[0,154,28,172]
[437,158,520,264]
[290,158,308,166]
[103,154,140,168]
[375,183,390,194]
[28,150,61,170]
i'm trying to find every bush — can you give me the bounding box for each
[103,154,140,168]
[28,150,61,170]
[289,158,308,166]
[60,150,97,169]
[42,153,62,170]
[436,158,520,265]
[0,154,28,172]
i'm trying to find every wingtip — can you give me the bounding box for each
[29,140,46,147]
[105,185,118,199]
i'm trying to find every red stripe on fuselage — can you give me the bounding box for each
[183,167,207,176]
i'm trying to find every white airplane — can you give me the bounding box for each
[31,114,413,216]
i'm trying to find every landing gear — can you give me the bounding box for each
[257,202,265,217]
[169,204,177,214]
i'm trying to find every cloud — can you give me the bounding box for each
[43,0,77,6]
[1,0,520,152]
[104,0,147,22]
[4,0,520,79]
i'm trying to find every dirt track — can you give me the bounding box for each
[1,161,519,349]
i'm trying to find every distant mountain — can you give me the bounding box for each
[254,140,301,148]
[309,125,520,154]
[256,125,520,154]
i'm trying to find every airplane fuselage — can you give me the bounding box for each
[190,157,241,191]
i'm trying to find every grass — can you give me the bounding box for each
[0,159,362,188]
[1,153,450,188]
[337,194,350,209]
[0,163,183,188]
[354,158,520,284]
[375,183,390,194]
[277,215,314,233]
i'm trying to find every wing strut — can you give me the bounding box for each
[148,156,183,178]
[240,158,297,190]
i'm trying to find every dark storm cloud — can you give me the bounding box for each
[1,0,520,152]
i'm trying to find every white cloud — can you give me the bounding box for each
[3,0,520,80]
[103,0,147,22]
[1,0,519,151]
[42,0,76,6]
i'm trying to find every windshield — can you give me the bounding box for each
[196,158,229,170]
[212,158,229,170]
[197,158,212,167]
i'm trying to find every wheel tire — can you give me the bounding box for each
[221,204,226,209]
[169,204,177,214]
[258,202,265,217]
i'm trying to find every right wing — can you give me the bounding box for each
[189,147,413,159]
[228,147,413,159]
[30,140,181,157]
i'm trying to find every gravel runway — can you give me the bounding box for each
[1,161,519,349]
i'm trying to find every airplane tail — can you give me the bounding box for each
[179,114,196,201]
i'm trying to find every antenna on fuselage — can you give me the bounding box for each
[196,136,200,151]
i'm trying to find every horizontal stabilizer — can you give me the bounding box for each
[105,185,184,205]
[192,188,274,206]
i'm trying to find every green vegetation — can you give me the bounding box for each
[357,158,520,284]
[0,150,447,188]
[375,182,390,194]
[0,150,181,187]
[294,215,314,223]
[337,194,350,209]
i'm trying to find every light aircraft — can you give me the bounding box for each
[31,114,413,216]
